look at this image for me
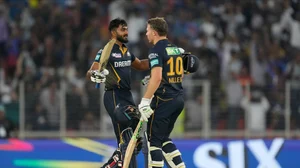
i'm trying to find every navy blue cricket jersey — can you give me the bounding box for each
[94,43,136,90]
[148,39,183,95]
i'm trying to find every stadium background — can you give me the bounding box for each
[0,0,300,167]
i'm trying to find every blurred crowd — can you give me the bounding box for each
[0,0,300,136]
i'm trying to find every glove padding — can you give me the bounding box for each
[141,75,150,86]
[138,98,153,122]
[90,69,109,83]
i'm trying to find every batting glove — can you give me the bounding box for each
[141,75,150,86]
[90,69,109,83]
[138,98,153,122]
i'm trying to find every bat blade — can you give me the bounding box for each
[99,39,116,71]
[122,120,143,168]
[95,39,116,88]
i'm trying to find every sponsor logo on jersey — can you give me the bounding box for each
[112,53,122,58]
[148,53,158,59]
[166,47,181,55]
[114,60,131,67]
[150,59,159,67]
[95,54,100,61]
[95,49,103,61]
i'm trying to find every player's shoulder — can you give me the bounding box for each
[165,43,182,56]
[148,47,159,60]
[111,43,120,51]
[164,40,178,49]
[154,39,170,48]
[150,42,167,54]
[155,40,178,52]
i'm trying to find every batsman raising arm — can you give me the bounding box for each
[86,18,149,168]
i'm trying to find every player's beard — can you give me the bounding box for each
[116,34,128,43]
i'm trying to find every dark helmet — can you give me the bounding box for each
[182,53,200,74]
[114,104,140,126]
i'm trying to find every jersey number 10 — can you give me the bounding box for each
[167,56,183,76]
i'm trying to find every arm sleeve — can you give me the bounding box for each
[94,49,103,63]
[148,48,163,69]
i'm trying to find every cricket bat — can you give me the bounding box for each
[122,120,144,168]
[95,38,116,88]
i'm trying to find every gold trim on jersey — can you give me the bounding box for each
[109,63,121,84]
[157,96,173,101]
[119,46,128,56]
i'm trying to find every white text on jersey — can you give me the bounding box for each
[114,60,131,67]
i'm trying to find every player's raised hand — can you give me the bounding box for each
[90,69,109,83]
[138,98,153,122]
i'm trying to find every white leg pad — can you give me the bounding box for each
[162,141,186,168]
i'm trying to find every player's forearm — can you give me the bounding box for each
[143,76,160,99]
[132,59,149,71]
[139,59,149,70]
[86,70,93,80]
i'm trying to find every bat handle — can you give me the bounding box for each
[95,83,100,88]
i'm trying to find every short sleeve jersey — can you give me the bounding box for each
[148,39,183,95]
[94,43,136,90]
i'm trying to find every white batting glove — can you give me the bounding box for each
[141,75,150,86]
[138,98,153,122]
[90,69,109,83]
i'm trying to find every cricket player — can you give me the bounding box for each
[86,18,149,168]
[138,17,199,168]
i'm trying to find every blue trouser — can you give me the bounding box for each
[103,89,138,168]
[104,89,138,143]
[144,93,185,168]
